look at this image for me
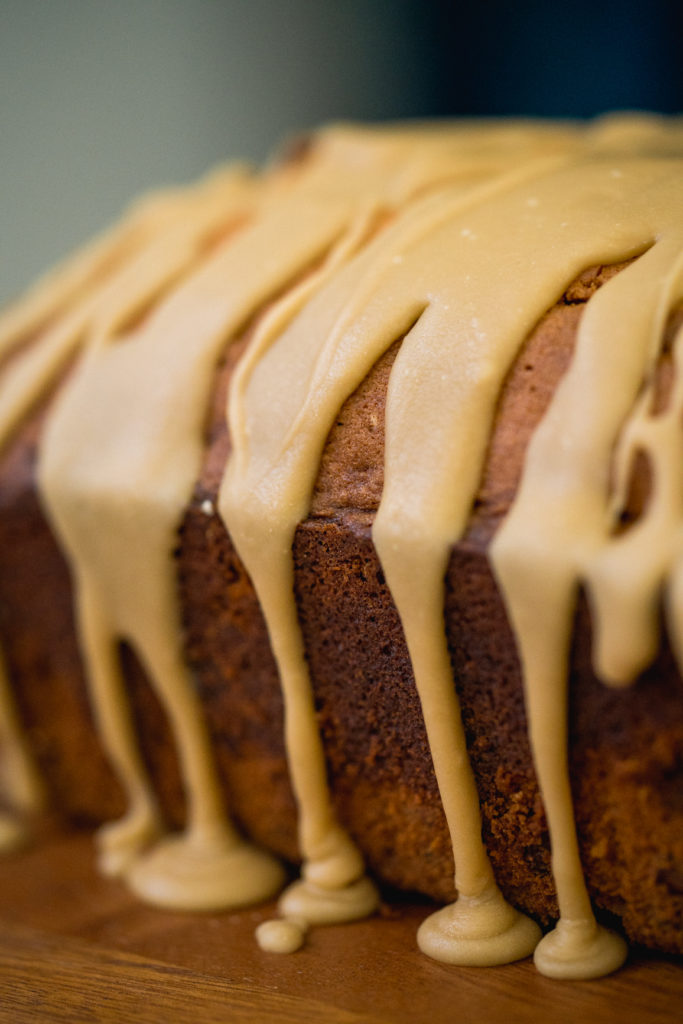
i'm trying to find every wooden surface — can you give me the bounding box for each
[0,828,680,1023]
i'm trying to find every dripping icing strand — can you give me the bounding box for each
[0,649,43,848]
[491,222,683,978]
[0,117,680,976]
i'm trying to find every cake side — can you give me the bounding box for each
[1,261,681,955]
[180,264,683,952]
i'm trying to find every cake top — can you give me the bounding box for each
[1,114,682,980]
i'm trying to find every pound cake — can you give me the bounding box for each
[0,115,682,981]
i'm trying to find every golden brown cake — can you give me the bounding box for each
[0,116,682,980]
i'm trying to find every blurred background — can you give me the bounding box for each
[1,0,681,305]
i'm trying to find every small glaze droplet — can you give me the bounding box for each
[256,917,307,954]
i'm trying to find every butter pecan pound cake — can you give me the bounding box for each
[0,115,681,979]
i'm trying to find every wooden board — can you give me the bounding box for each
[0,828,680,1023]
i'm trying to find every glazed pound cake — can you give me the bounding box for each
[0,115,682,981]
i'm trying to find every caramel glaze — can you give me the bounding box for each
[0,116,682,977]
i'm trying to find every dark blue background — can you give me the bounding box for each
[397,0,683,118]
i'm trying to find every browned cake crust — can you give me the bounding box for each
[1,265,682,954]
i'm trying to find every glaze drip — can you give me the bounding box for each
[0,651,43,847]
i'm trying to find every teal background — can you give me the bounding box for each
[1,0,681,306]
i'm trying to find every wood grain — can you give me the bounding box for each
[0,925,383,1024]
[0,828,680,1023]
